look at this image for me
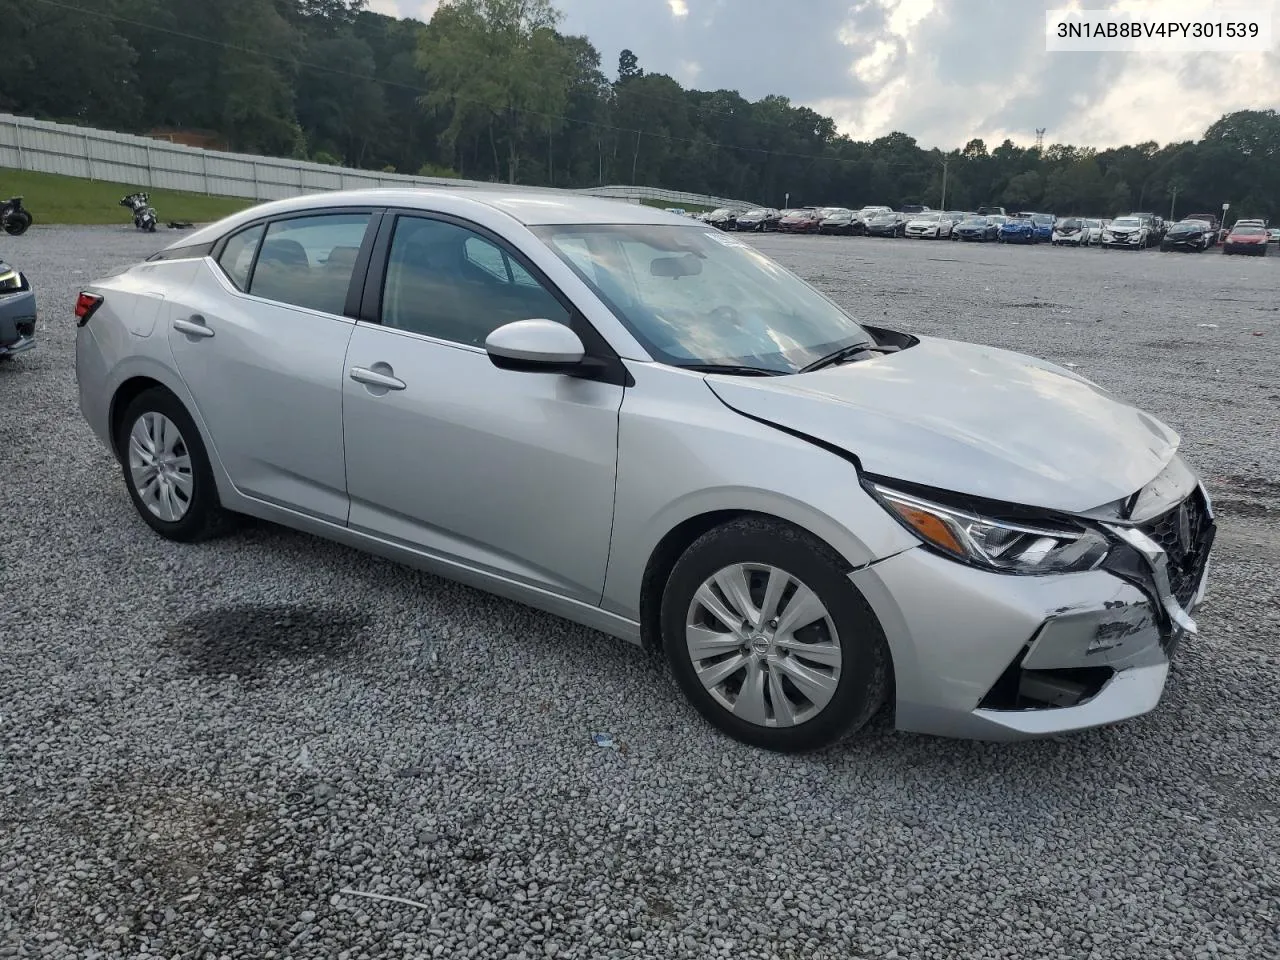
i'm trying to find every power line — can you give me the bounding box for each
[27,0,959,173]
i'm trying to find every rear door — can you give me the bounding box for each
[166,209,377,524]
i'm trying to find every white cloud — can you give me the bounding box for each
[365,0,440,20]
[668,0,689,18]
[680,60,703,83]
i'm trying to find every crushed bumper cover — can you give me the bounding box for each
[850,542,1209,741]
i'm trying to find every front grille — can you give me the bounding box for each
[1138,488,1213,608]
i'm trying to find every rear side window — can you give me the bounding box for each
[247,213,371,315]
[218,224,265,291]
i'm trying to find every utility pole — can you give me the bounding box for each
[940,159,949,210]
[1169,184,1177,222]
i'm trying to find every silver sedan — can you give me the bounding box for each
[75,189,1215,751]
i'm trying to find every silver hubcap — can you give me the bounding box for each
[127,412,194,522]
[685,563,842,728]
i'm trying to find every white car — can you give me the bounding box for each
[1083,218,1108,245]
[1051,217,1090,246]
[1101,216,1149,250]
[904,212,952,239]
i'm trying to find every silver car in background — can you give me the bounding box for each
[75,190,1216,751]
[904,211,953,239]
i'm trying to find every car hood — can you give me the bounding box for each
[906,219,940,228]
[1002,221,1032,229]
[705,336,1179,513]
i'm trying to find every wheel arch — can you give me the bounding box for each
[109,375,176,459]
[637,508,869,654]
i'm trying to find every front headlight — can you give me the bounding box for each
[868,484,1111,574]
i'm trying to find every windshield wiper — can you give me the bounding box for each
[799,341,894,373]
[676,363,784,377]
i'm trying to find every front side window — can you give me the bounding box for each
[381,216,570,346]
[217,224,265,291]
[534,224,870,374]
[247,213,371,315]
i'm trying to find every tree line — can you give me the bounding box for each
[3,0,1278,219]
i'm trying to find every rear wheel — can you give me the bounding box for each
[661,517,891,752]
[116,388,236,542]
[2,211,31,236]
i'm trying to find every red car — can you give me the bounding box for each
[776,208,823,234]
[1223,225,1270,256]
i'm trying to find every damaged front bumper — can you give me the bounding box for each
[850,515,1211,740]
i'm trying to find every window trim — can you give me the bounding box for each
[359,209,632,387]
[209,206,384,320]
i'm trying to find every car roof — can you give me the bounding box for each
[167,187,693,250]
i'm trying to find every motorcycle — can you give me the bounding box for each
[1,196,32,236]
[120,192,158,232]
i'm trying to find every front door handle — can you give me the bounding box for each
[350,365,406,391]
[173,316,214,338]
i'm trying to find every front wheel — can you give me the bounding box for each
[116,388,237,542]
[661,517,891,752]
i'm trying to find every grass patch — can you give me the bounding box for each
[0,167,253,225]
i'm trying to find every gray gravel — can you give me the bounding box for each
[1,225,1278,960]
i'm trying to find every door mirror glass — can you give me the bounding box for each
[485,319,585,373]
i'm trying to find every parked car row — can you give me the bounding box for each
[696,204,1275,259]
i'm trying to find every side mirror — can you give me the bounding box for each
[485,318,585,374]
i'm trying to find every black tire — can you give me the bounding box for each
[2,211,31,236]
[660,517,891,752]
[115,387,237,543]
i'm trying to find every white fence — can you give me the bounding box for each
[0,113,760,211]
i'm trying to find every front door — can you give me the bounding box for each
[166,211,373,523]
[341,213,623,603]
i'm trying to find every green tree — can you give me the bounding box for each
[416,0,573,184]
[1003,170,1043,210]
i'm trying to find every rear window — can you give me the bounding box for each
[217,224,265,291]
[1232,226,1265,236]
[247,213,371,315]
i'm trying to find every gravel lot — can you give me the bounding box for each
[2,225,1277,960]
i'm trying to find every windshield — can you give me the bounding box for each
[912,212,942,221]
[1232,226,1265,235]
[961,217,988,225]
[534,224,870,374]
[1032,214,1054,225]
[1058,218,1081,228]
[1112,217,1141,227]
[823,208,851,217]
[860,207,889,215]
[1171,222,1201,231]
[740,209,765,218]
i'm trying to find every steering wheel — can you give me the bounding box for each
[706,304,741,326]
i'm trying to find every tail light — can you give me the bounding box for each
[75,291,104,327]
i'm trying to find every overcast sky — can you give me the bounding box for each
[366,0,1280,150]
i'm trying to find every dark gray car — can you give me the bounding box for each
[0,258,37,360]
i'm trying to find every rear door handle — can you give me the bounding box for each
[350,365,406,391]
[173,316,214,338]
